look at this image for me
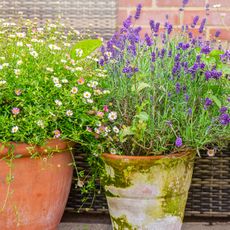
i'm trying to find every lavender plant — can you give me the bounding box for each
[94,4,230,156]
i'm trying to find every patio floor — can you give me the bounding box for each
[58,222,230,230]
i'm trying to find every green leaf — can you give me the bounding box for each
[14,154,23,159]
[209,49,224,57]
[222,65,230,75]
[70,39,102,59]
[132,82,150,92]
[120,127,134,137]
[135,112,149,121]
[209,95,222,108]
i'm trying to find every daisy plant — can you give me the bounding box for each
[0,17,110,150]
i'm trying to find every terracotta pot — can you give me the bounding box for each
[0,139,74,230]
[102,150,196,230]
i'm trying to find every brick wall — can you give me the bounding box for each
[117,0,230,41]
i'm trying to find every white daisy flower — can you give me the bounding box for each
[2,63,9,67]
[61,79,68,84]
[63,42,71,47]
[87,99,94,104]
[54,83,62,88]
[52,77,59,84]
[83,91,91,99]
[16,32,26,38]
[75,67,83,71]
[76,48,83,57]
[37,120,45,128]
[48,44,61,51]
[66,110,73,117]
[30,50,38,58]
[14,69,21,75]
[110,148,116,154]
[108,112,117,121]
[46,67,54,72]
[9,34,16,38]
[16,41,23,47]
[105,127,111,133]
[103,90,111,94]
[0,80,7,86]
[113,126,119,133]
[17,60,23,65]
[71,87,78,94]
[61,59,67,63]
[104,51,112,58]
[55,99,62,106]
[11,126,19,133]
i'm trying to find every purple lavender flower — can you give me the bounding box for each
[191,16,199,28]
[151,51,156,62]
[134,26,142,34]
[199,18,206,33]
[175,137,183,147]
[154,22,160,33]
[134,4,142,20]
[176,82,181,93]
[215,30,221,38]
[128,44,137,56]
[204,98,213,107]
[205,70,222,80]
[123,16,132,29]
[145,33,153,46]
[99,58,104,66]
[168,50,172,57]
[122,66,132,74]
[174,53,180,62]
[183,0,189,5]
[182,43,190,50]
[196,55,201,63]
[200,63,205,69]
[172,62,181,75]
[167,24,173,34]
[188,108,192,115]
[201,46,211,54]
[150,20,155,31]
[160,48,166,58]
[219,113,230,125]
[185,94,189,101]
[188,32,193,38]
[220,106,228,114]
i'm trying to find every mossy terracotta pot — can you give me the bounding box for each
[101,150,196,230]
[0,139,74,230]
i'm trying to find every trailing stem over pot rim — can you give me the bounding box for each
[89,2,230,156]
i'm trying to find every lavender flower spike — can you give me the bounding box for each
[134,4,142,20]
[199,18,206,33]
[175,137,183,147]
[123,15,132,29]
[145,33,153,46]
[191,15,199,28]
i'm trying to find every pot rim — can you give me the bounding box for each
[0,139,75,158]
[102,149,196,161]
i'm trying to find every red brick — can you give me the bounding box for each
[209,0,230,8]
[209,28,230,40]
[156,0,206,7]
[131,9,180,25]
[184,11,230,26]
[118,0,152,7]
[117,9,128,26]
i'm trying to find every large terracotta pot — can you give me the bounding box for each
[0,139,74,230]
[102,150,196,230]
